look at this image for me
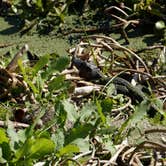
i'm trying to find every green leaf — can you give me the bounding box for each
[101,98,113,113]
[27,138,55,159]
[55,101,67,128]
[7,121,20,151]
[0,129,9,144]
[0,128,11,162]
[58,144,79,157]
[72,138,90,152]
[13,139,32,162]
[65,123,94,145]
[51,129,65,151]
[152,98,166,118]
[48,75,65,91]
[50,56,69,72]
[63,100,78,123]
[79,103,98,124]
[25,108,46,138]
[115,100,150,143]
[106,83,116,96]
[96,101,106,124]
[0,148,7,164]
[33,54,50,76]
[14,137,55,161]
[35,0,43,10]
[18,59,38,94]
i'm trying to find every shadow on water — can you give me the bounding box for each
[0,15,23,35]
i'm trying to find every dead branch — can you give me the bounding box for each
[0,120,29,128]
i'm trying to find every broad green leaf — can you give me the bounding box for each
[0,148,7,163]
[28,138,55,159]
[115,100,150,143]
[7,121,19,151]
[72,138,89,152]
[48,75,65,91]
[151,98,166,119]
[79,103,98,124]
[51,129,65,151]
[65,123,94,145]
[106,83,116,96]
[96,101,106,124]
[50,56,70,72]
[14,137,55,161]
[58,144,79,157]
[35,0,43,10]
[0,129,9,144]
[63,100,78,123]
[101,98,113,113]
[13,139,32,162]
[33,54,50,76]
[0,128,11,162]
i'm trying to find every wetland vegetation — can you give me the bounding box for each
[0,0,166,165]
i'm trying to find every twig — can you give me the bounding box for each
[0,120,29,128]
[6,44,29,72]
[130,152,144,166]
[59,158,81,166]
[104,6,129,17]
[103,140,129,166]
[109,43,150,73]
[100,41,114,52]
[87,35,120,46]
[158,95,166,99]
[152,75,166,79]
[136,45,164,54]
[86,35,149,73]
[129,141,166,164]
[72,151,92,160]
[122,147,136,161]
[113,68,153,79]
[74,85,101,96]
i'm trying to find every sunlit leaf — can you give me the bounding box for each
[72,138,90,152]
[35,0,43,10]
[63,100,78,123]
[79,103,98,124]
[51,129,65,151]
[0,129,9,144]
[14,137,55,162]
[106,83,116,96]
[28,138,55,159]
[96,101,106,124]
[58,144,79,157]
